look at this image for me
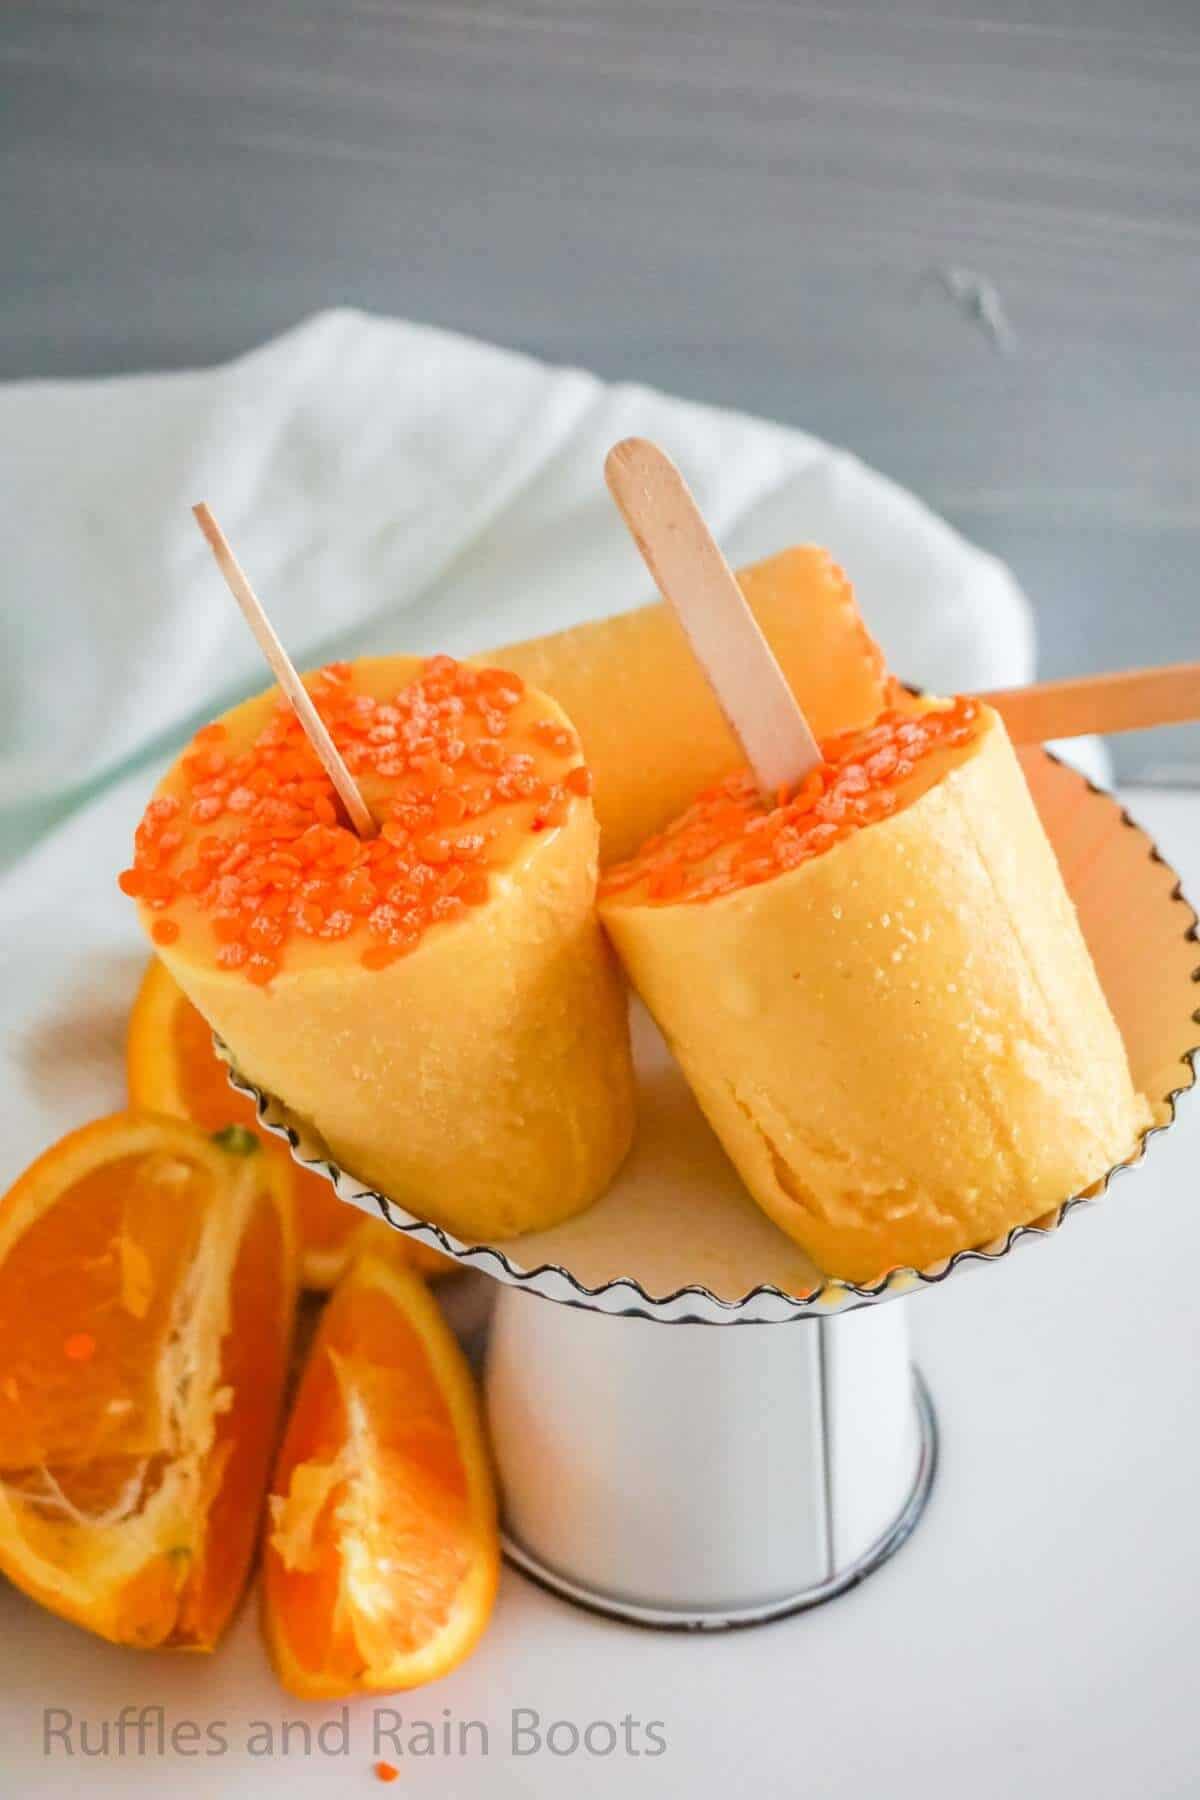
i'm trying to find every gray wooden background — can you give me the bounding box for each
[4,0,1198,781]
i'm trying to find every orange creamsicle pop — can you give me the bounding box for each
[599,699,1150,1283]
[493,547,896,864]
[122,656,635,1242]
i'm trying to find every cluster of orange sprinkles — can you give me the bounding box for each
[119,656,593,983]
[601,697,982,906]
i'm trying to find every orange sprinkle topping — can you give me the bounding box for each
[63,1332,96,1363]
[374,1763,400,1784]
[123,658,589,983]
[601,699,982,907]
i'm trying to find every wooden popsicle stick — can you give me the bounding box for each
[981,662,1200,745]
[191,503,377,838]
[605,438,822,794]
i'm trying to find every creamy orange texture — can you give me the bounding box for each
[494,545,898,863]
[126,658,635,1244]
[121,656,592,983]
[600,702,1150,1282]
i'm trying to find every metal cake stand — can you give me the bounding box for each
[226,750,1199,1629]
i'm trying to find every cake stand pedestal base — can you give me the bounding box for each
[485,1288,937,1630]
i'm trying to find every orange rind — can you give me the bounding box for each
[262,1253,499,1698]
[0,1112,297,1649]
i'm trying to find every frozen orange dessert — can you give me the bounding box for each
[494,547,896,862]
[600,699,1150,1283]
[121,656,635,1242]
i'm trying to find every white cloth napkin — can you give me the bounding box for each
[0,308,1048,871]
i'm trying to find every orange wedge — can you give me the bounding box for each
[127,958,453,1290]
[0,1112,296,1649]
[262,1253,499,1697]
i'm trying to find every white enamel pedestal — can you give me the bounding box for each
[229,750,1198,1633]
[487,1294,935,1629]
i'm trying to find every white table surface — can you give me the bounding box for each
[3,785,1197,1800]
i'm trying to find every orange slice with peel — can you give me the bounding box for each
[262,1253,499,1698]
[0,1111,296,1649]
[127,957,453,1289]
